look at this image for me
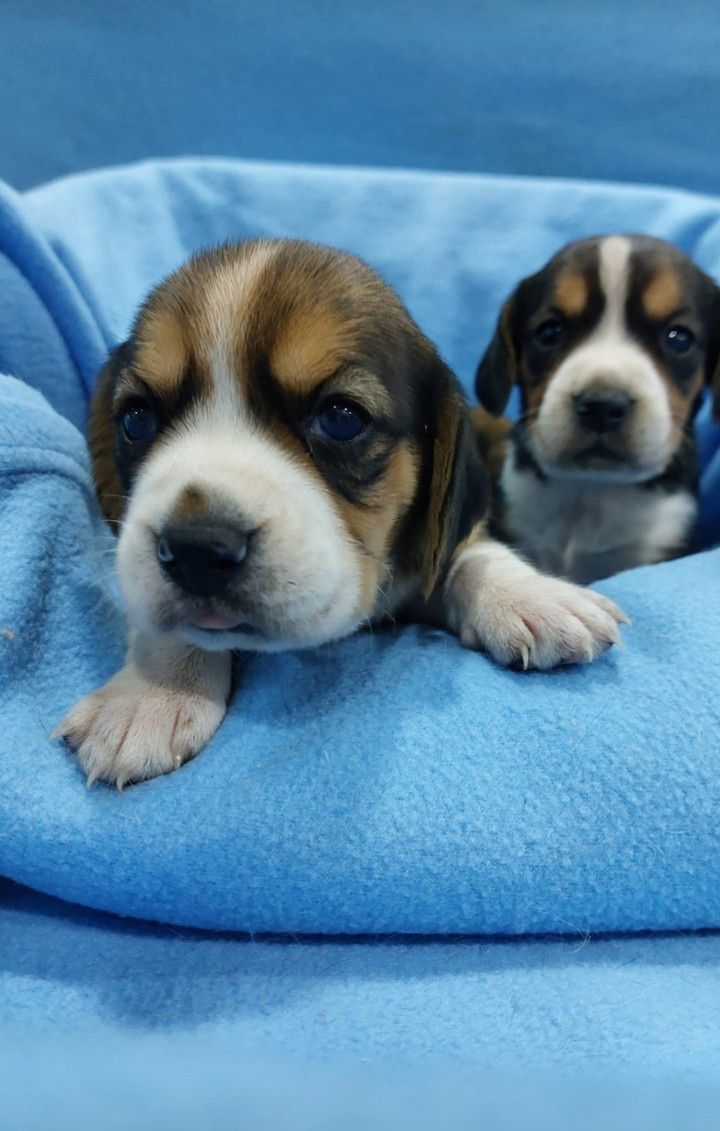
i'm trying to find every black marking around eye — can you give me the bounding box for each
[245,347,407,505]
[112,363,203,489]
[515,253,605,387]
[306,430,400,505]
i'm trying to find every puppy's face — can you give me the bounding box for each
[90,240,470,652]
[477,235,720,482]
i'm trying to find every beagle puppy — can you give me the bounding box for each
[54,239,625,786]
[474,235,720,584]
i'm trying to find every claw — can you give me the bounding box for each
[115,774,128,793]
[49,721,67,742]
[85,769,99,790]
[519,644,530,671]
[607,622,623,649]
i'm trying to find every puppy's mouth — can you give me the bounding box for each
[154,602,270,645]
[538,441,663,484]
[188,612,264,636]
[572,442,627,467]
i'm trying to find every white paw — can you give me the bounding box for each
[53,665,228,788]
[448,547,628,670]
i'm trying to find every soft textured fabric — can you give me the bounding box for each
[0,364,718,934]
[0,180,104,427]
[3,879,720,1091]
[2,1,720,196]
[0,158,719,938]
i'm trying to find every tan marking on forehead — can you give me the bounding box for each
[642,268,681,321]
[134,307,188,396]
[554,270,588,318]
[270,305,359,393]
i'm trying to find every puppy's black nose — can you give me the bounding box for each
[574,390,632,434]
[157,523,249,597]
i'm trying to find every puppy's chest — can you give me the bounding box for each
[499,456,697,583]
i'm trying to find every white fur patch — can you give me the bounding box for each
[597,234,631,331]
[117,413,365,650]
[53,635,231,788]
[501,453,697,584]
[444,538,627,669]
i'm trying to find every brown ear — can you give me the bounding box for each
[475,295,519,415]
[87,342,132,529]
[421,362,490,597]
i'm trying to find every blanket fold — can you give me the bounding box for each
[0,158,718,938]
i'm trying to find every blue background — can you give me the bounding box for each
[2,0,719,192]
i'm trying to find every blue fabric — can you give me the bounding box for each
[0,158,719,939]
[4,880,720,1102]
[0,181,105,428]
[2,158,720,1087]
[2,1,720,197]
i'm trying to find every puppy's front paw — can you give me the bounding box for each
[53,664,228,788]
[449,548,628,670]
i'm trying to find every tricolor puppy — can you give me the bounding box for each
[475,235,720,583]
[54,239,626,787]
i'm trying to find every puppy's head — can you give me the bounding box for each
[90,240,484,652]
[476,235,720,482]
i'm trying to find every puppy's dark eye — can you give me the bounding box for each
[533,318,565,348]
[122,401,158,443]
[664,325,695,354]
[313,398,370,442]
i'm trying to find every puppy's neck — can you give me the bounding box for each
[499,437,698,584]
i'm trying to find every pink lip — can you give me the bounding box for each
[190,613,245,631]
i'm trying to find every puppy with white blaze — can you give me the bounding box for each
[54,239,626,786]
[474,235,720,584]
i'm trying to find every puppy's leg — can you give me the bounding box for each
[53,633,231,788]
[444,536,628,670]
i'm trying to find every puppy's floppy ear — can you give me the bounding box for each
[475,294,519,415]
[420,359,490,597]
[88,341,133,529]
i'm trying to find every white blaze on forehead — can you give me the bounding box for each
[202,241,278,411]
[596,235,632,337]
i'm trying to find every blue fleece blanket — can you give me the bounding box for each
[5,884,720,1122]
[1,158,719,940]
